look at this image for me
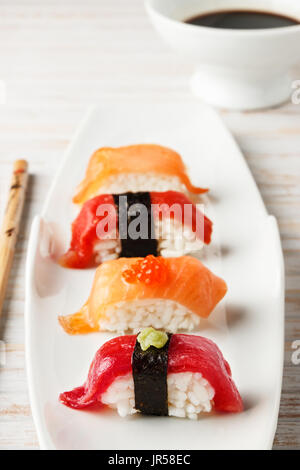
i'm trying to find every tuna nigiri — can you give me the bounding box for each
[60,190,213,269]
[58,255,227,334]
[60,328,243,419]
[73,144,208,204]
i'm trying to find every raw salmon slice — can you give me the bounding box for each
[73,144,208,204]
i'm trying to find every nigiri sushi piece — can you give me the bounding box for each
[60,328,243,419]
[58,255,227,334]
[73,144,208,205]
[60,190,213,269]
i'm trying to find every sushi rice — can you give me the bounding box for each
[90,173,187,197]
[99,299,200,334]
[101,372,215,420]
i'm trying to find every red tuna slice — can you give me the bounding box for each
[59,194,117,269]
[60,334,243,413]
[60,335,136,409]
[168,334,243,413]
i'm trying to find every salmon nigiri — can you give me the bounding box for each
[58,255,227,335]
[73,144,208,204]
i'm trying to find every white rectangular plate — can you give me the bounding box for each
[25,102,284,450]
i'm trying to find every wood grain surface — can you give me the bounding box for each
[0,0,299,450]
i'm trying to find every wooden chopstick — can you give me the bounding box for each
[0,160,28,320]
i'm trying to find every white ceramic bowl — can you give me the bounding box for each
[145,0,300,110]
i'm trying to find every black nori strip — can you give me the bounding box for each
[113,192,158,258]
[132,333,172,416]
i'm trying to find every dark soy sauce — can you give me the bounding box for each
[185,10,299,29]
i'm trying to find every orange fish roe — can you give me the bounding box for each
[122,255,168,285]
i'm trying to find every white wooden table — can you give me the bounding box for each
[0,0,299,450]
